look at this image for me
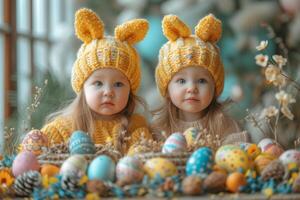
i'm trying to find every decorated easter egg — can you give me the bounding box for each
[69,130,95,154]
[60,155,88,175]
[183,127,200,147]
[186,147,213,177]
[254,153,275,174]
[21,129,48,155]
[258,138,275,152]
[215,145,250,173]
[12,152,40,177]
[116,156,144,184]
[41,164,60,177]
[162,132,187,153]
[144,158,178,179]
[88,155,115,182]
[264,143,284,158]
[226,172,247,193]
[279,149,300,166]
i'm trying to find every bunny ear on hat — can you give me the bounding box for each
[195,14,222,43]
[114,19,149,45]
[162,15,191,41]
[74,8,104,44]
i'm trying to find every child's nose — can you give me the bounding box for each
[187,83,198,93]
[103,85,114,97]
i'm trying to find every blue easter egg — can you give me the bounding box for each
[69,130,95,154]
[186,147,213,178]
[137,15,167,61]
[88,155,115,182]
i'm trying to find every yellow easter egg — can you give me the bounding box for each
[215,145,250,173]
[144,158,178,179]
[183,127,200,147]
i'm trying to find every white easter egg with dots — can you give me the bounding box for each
[279,149,300,166]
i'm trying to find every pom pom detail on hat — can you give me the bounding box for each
[162,15,191,41]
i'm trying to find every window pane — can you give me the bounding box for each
[34,41,46,75]
[0,0,3,25]
[0,35,4,152]
[50,0,63,39]
[33,0,46,36]
[17,0,30,33]
[17,38,31,110]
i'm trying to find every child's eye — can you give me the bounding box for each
[198,78,207,84]
[94,81,102,87]
[176,78,186,84]
[114,82,124,87]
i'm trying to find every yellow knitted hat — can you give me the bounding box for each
[71,8,149,94]
[155,14,224,97]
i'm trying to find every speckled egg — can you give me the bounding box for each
[69,130,96,154]
[60,155,88,175]
[144,158,178,179]
[186,147,213,178]
[215,145,250,173]
[258,138,275,152]
[21,129,48,155]
[41,164,60,177]
[183,127,200,147]
[88,155,116,182]
[162,132,187,153]
[264,143,284,158]
[116,156,144,184]
[254,153,275,174]
[279,149,300,166]
[12,151,40,177]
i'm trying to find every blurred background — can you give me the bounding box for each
[1,0,300,153]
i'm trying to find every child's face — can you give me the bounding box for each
[167,66,215,119]
[83,68,130,117]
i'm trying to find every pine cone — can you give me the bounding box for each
[261,160,285,182]
[61,173,81,191]
[14,170,41,196]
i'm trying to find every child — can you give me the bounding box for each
[152,14,250,145]
[41,8,152,153]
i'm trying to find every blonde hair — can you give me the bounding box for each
[151,98,237,140]
[45,90,148,139]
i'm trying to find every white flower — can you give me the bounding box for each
[256,40,268,51]
[275,90,296,107]
[260,106,279,119]
[255,54,269,67]
[281,106,294,120]
[264,64,286,87]
[272,55,287,68]
[265,64,280,82]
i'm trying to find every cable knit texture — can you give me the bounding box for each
[72,8,149,94]
[156,14,224,97]
[41,114,152,151]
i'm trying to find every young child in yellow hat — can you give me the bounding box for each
[152,14,249,145]
[41,8,152,153]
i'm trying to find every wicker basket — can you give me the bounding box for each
[135,151,191,174]
[37,145,122,166]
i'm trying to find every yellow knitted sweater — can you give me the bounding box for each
[41,114,152,151]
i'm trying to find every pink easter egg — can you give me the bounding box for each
[12,151,40,177]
